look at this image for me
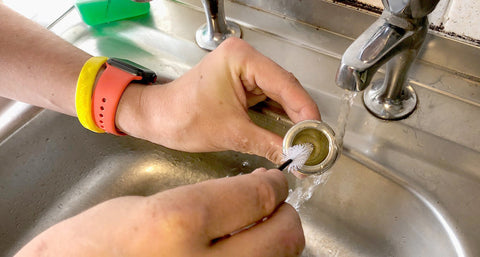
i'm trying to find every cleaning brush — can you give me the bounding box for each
[279,143,314,173]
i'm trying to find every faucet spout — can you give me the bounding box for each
[195,0,242,51]
[336,14,426,92]
[335,0,439,120]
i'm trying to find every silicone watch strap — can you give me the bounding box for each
[75,56,108,133]
[92,62,142,135]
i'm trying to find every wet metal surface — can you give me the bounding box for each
[1,0,479,256]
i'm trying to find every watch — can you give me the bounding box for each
[92,58,157,135]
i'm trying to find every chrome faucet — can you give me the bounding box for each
[336,0,440,120]
[196,0,242,51]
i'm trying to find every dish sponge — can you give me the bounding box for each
[75,0,150,26]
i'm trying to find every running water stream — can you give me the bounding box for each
[286,91,358,210]
[335,91,358,150]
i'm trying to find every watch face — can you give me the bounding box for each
[107,58,157,84]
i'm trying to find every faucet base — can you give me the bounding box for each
[363,81,417,120]
[195,21,242,51]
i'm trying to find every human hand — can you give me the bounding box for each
[116,38,321,164]
[16,168,304,257]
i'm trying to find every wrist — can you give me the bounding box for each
[81,57,156,135]
[115,83,147,137]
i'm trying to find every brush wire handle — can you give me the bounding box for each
[278,159,293,171]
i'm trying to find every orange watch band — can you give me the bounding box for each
[92,62,142,135]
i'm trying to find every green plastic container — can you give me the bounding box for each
[75,0,150,26]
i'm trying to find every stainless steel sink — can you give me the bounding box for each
[1,0,479,256]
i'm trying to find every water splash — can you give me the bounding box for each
[286,171,332,210]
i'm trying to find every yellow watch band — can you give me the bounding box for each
[75,56,108,133]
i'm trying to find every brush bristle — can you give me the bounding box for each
[282,143,313,173]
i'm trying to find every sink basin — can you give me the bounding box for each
[1,0,479,256]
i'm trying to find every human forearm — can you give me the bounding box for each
[0,4,321,164]
[15,169,304,257]
[0,4,90,116]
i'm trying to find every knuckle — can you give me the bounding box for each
[253,177,278,214]
[286,72,300,84]
[227,125,251,153]
[220,37,248,50]
[141,196,198,240]
[264,144,283,164]
[267,168,289,192]
[218,37,254,60]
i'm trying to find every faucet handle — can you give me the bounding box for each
[336,0,441,120]
[196,0,242,51]
[382,0,440,19]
